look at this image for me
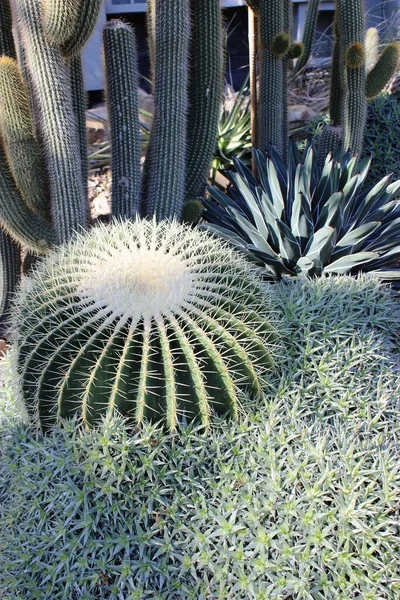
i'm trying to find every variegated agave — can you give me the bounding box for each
[203,143,400,278]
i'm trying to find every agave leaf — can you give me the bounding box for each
[364,269,400,279]
[335,221,380,249]
[202,223,249,249]
[315,192,343,230]
[207,186,242,211]
[232,157,257,187]
[295,256,323,278]
[353,174,393,224]
[247,245,293,276]
[269,147,288,198]
[342,175,366,228]
[266,160,285,218]
[276,220,301,265]
[229,207,275,256]
[229,173,270,239]
[323,252,378,274]
[304,226,336,266]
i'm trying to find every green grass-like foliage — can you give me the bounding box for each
[12,219,278,432]
[1,276,399,598]
[204,142,400,278]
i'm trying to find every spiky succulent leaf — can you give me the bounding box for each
[12,219,279,432]
[204,142,400,278]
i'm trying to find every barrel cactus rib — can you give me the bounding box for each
[14,0,88,244]
[13,220,278,431]
[104,21,141,219]
[0,56,49,218]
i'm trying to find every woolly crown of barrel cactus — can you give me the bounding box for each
[12,219,279,432]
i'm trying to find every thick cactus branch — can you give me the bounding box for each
[0,144,56,253]
[61,0,104,58]
[0,229,21,338]
[259,0,285,157]
[104,21,141,219]
[0,0,17,58]
[69,55,88,196]
[338,0,367,154]
[144,0,190,220]
[185,0,223,200]
[0,57,49,218]
[293,0,320,74]
[42,0,80,47]
[14,0,88,243]
[366,42,400,100]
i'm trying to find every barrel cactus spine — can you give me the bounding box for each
[13,220,279,432]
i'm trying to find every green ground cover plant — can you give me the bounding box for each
[1,275,399,599]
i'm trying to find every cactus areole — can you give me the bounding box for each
[13,220,278,431]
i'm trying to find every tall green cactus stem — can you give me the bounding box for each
[259,0,285,157]
[0,144,56,253]
[60,0,104,59]
[338,0,367,154]
[104,21,141,219]
[147,0,156,88]
[42,0,80,47]
[0,57,49,218]
[0,0,16,58]
[366,42,400,100]
[0,229,21,338]
[293,0,320,75]
[144,0,190,220]
[12,219,278,432]
[329,13,344,126]
[185,0,223,200]
[69,55,88,196]
[317,124,342,166]
[14,0,88,243]
[0,232,20,339]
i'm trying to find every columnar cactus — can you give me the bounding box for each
[185,0,223,200]
[104,21,141,218]
[143,0,190,220]
[14,0,88,243]
[259,0,286,157]
[13,220,278,432]
[0,57,49,218]
[321,0,400,160]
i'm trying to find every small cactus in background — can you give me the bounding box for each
[13,220,278,432]
[321,1,400,159]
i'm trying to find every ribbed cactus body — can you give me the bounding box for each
[14,0,88,243]
[0,144,55,253]
[259,0,285,156]
[0,0,16,58]
[0,229,21,338]
[293,0,320,74]
[42,0,80,46]
[104,21,141,219]
[13,220,278,432]
[144,0,190,220]
[366,42,400,100]
[338,0,367,154]
[317,125,343,166]
[185,0,223,199]
[69,55,88,196]
[0,57,49,218]
[60,0,104,58]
